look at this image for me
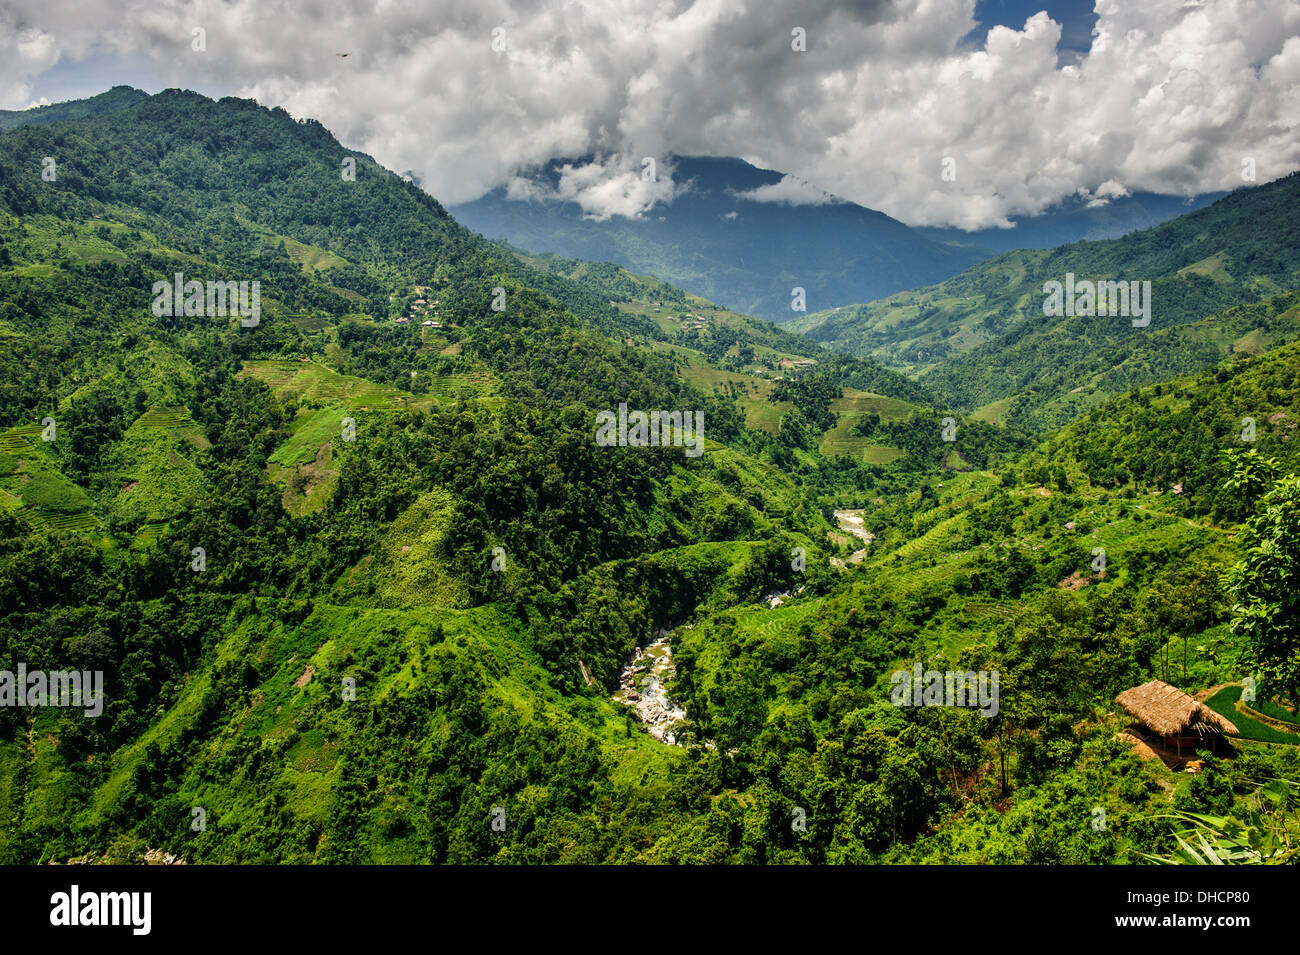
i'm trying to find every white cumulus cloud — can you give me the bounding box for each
[731,174,842,206]
[0,0,1296,228]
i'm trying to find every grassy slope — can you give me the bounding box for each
[791,174,1300,429]
[2,88,1296,866]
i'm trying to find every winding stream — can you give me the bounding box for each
[831,508,874,567]
[613,628,686,744]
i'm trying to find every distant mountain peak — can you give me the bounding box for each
[452,153,984,320]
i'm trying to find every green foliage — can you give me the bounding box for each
[796,182,1300,430]
[1224,469,1300,704]
[1145,777,1300,864]
[1,87,1296,866]
[1013,338,1300,519]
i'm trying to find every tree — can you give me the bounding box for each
[1217,448,1280,522]
[1224,471,1300,705]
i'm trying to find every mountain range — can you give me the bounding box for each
[1,88,1298,866]
[451,154,990,321]
[792,173,1300,429]
[452,154,1220,322]
[915,190,1223,254]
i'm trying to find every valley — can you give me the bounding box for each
[0,86,1297,868]
[613,629,687,744]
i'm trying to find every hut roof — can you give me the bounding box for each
[1115,680,1238,737]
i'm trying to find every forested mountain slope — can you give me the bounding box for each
[0,89,1295,865]
[791,173,1300,429]
[0,86,148,133]
[655,339,1300,862]
[0,89,838,861]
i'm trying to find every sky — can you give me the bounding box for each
[968,0,1098,59]
[1,0,1297,230]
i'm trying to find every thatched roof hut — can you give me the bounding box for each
[1116,680,1238,738]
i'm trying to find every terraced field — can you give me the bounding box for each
[820,387,914,462]
[680,363,790,435]
[971,398,1014,424]
[831,388,917,420]
[0,424,42,453]
[0,425,99,534]
[420,369,499,401]
[277,236,349,273]
[135,406,211,449]
[16,215,129,266]
[239,360,434,411]
[1205,686,1300,745]
[270,406,350,468]
[130,521,169,550]
[21,510,99,533]
[960,601,1025,623]
[733,595,823,641]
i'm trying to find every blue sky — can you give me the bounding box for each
[970,0,1098,57]
[21,49,170,104]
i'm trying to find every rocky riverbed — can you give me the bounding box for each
[831,508,874,567]
[613,628,686,744]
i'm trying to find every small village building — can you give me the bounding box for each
[1115,680,1238,756]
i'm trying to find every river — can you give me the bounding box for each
[612,628,687,744]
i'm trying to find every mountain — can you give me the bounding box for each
[1,88,1296,867]
[916,190,1224,254]
[0,88,818,862]
[0,86,148,132]
[0,87,998,864]
[791,173,1300,429]
[450,155,989,322]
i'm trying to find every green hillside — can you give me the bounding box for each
[0,86,148,132]
[792,174,1300,429]
[1,89,1297,867]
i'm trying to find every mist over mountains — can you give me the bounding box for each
[452,153,1224,321]
[451,154,991,321]
[915,190,1223,254]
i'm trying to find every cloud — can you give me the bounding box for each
[503,154,683,220]
[0,7,60,108]
[731,174,842,206]
[1084,178,1131,207]
[551,155,683,221]
[1,0,1297,228]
